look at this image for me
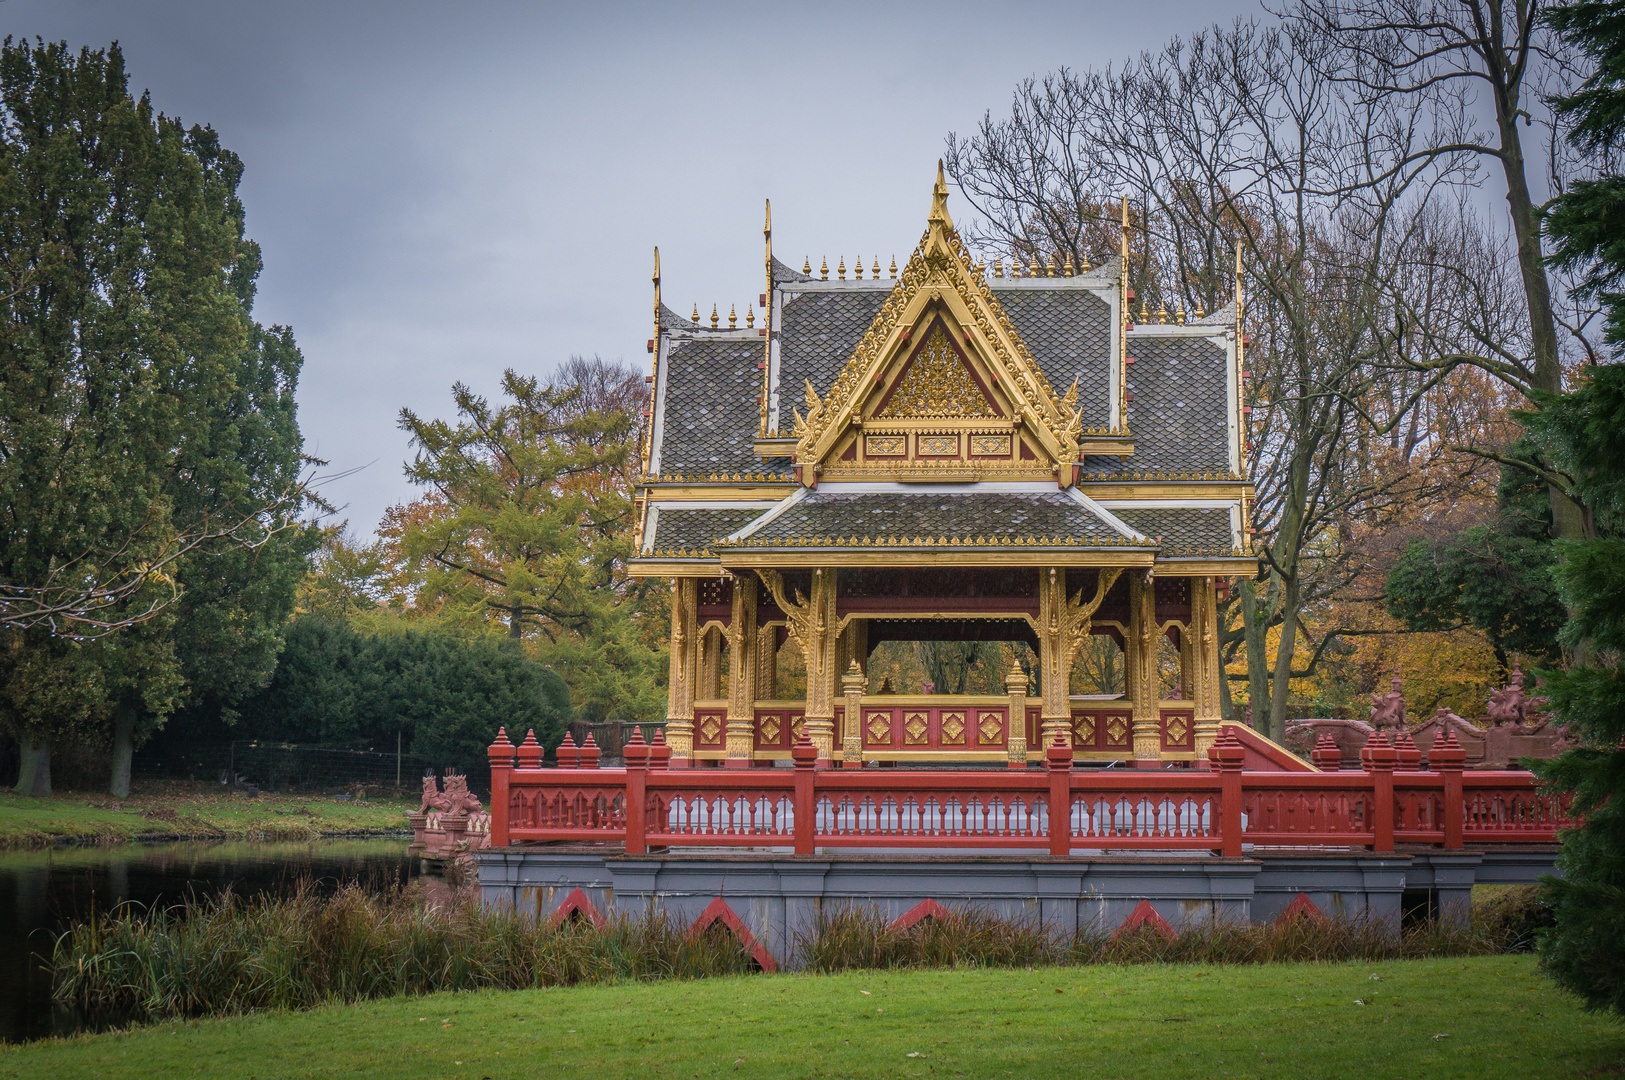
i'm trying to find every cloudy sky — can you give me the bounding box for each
[7,0,1258,532]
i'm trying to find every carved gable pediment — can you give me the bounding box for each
[792,165,1084,484]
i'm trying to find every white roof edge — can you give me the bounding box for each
[1064,486,1152,543]
[722,488,809,543]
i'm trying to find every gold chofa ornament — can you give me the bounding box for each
[877,326,996,419]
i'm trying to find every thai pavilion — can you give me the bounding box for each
[629,167,1254,770]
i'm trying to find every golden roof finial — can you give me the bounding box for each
[853,255,863,280]
[1139,297,1149,323]
[691,303,699,324]
[728,304,737,329]
[710,303,719,329]
[1176,303,1186,325]
[1010,259,1021,279]
[1156,301,1168,325]
[974,256,985,276]
[803,256,811,275]
[993,257,1003,278]
[889,254,898,278]
[837,256,846,280]
[1029,256,1040,277]
[1045,254,1055,277]
[820,257,829,281]
[872,256,880,278]
[1194,303,1205,320]
[746,305,755,328]
[1063,254,1074,277]
[1080,255,1091,273]
[929,159,952,227]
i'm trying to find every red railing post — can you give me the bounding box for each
[624,728,649,855]
[580,733,601,770]
[792,730,818,855]
[556,732,580,769]
[1210,727,1245,857]
[1365,731,1397,853]
[486,727,516,848]
[1434,728,1466,849]
[1311,732,1341,772]
[1046,735,1072,857]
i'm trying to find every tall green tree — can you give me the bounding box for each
[397,367,664,722]
[0,40,310,794]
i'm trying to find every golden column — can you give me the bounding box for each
[755,624,778,699]
[841,660,865,767]
[1004,661,1029,767]
[1037,567,1121,750]
[759,568,840,764]
[724,575,759,765]
[1127,571,1161,762]
[1190,576,1223,759]
[665,578,698,766]
[699,626,724,700]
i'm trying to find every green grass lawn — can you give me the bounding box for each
[0,783,414,849]
[6,955,1621,1079]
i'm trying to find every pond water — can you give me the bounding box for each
[0,839,416,1043]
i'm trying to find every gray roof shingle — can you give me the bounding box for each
[730,492,1149,547]
[993,288,1114,428]
[1121,335,1232,473]
[644,506,773,555]
[775,289,888,430]
[654,336,788,478]
[1112,508,1238,555]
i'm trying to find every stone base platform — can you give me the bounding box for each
[474,845,1556,970]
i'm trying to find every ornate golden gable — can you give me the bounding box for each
[876,324,997,419]
[792,164,1084,477]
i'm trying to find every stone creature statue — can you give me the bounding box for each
[1368,668,1407,730]
[419,775,452,814]
[442,773,484,817]
[1486,667,1550,731]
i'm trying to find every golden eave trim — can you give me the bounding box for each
[1078,482,1254,499]
[628,558,727,578]
[719,551,1157,569]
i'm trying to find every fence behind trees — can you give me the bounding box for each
[132,740,458,796]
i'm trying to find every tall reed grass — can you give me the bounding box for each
[53,884,1514,1025]
[52,882,756,1020]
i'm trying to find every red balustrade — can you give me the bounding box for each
[485,727,1573,856]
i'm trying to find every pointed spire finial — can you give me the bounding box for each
[872,256,880,279]
[837,256,846,280]
[764,198,771,237]
[889,254,898,278]
[710,303,719,329]
[820,256,829,281]
[853,254,863,280]
[929,159,953,228]
[803,256,811,275]
[746,304,755,328]
[691,303,699,324]
[728,304,737,329]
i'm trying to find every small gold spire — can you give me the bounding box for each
[1194,303,1205,320]
[821,257,829,280]
[803,256,811,275]
[872,257,880,278]
[1156,301,1168,325]
[1176,303,1186,325]
[1011,260,1021,279]
[1139,298,1149,322]
[691,303,700,324]
[746,305,755,328]
[710,304,719,329]
[1063,254,1074,277]
[1045,255,1055,277]
[837,256,846,280]
[1080,255,1091,273]
[728,304,737,329]
[889,255,898,278]
[853,255,863,280]
[1029,256,1040,276]
[974,256,985,276]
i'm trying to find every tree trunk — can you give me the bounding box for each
[14,734,51,797]
[109,702,138,798]
[1267,574,1301,746]
[509,605,523,639]
[1240,578,1272,732]
[1495,82,1588,541]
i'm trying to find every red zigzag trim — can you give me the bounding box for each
[1112,899,1177,940]
[688,897,778,973]
[1275,892,1329,926]
[548,887,607,929]
[891,898,954,930]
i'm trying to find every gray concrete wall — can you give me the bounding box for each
[474,845,1557,970]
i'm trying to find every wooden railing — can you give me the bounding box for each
[486,727,1570,857]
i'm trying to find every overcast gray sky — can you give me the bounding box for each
[6,0,1260,532]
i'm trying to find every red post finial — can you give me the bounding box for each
[580,732,602,770]
[1046,732,1073,772]
[556,731,580,769]
[650,726,671,769]
[624,725,650,770]
[1364,729,1397,772]
[1311,732,1341,772]
[1394,729,1420,771]
[1210,726,1245,772]
[488,726,516,766]
[792,728,818,769]
[516,728,542,769]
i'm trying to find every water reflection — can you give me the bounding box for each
[0,839,415,1043]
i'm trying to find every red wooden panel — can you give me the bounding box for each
[1159,709,1195,751]
[972,707,1007,747]
[694,709,728,750]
